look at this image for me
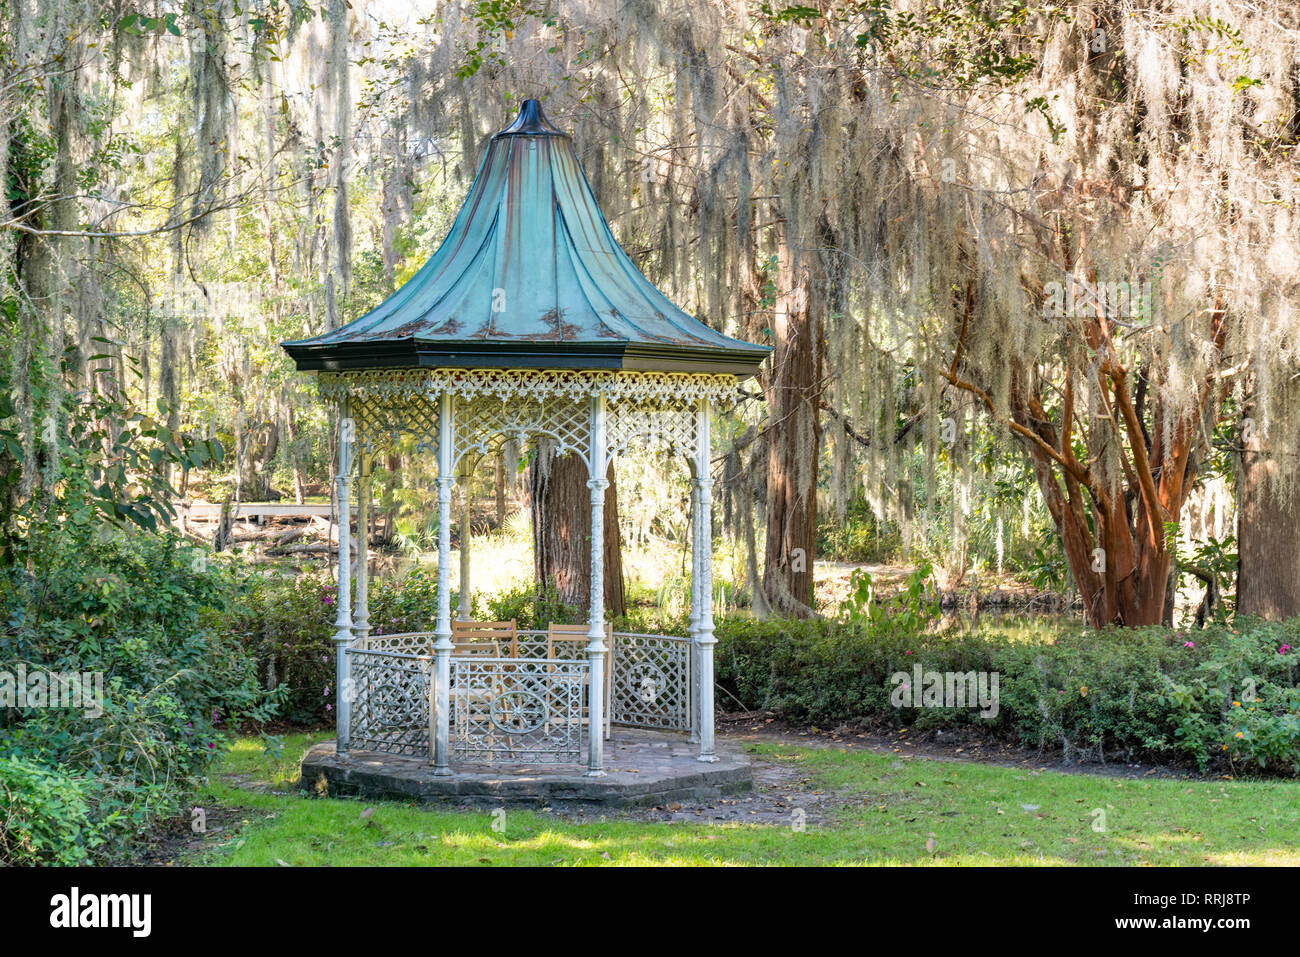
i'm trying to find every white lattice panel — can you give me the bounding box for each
[350,393,440,457]
[347,649,432,757]
[451,657,587,764]
[320,367,739,408]
[363,632,435,656]
[331,368,722,471]
[606,402,697,465]
[454,393,590,467]
[610,633,693,732]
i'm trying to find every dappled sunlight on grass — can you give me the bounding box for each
[193,733,1300,866]
[1206,848,1300,865]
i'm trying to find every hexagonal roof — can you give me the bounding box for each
[282,99,769,379]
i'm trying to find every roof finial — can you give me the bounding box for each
[495,98,566,138]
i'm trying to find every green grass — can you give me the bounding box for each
[190,733,1300,866]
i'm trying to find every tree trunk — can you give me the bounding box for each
[529,445,625,619]
[1238,402,1300,619]
[760,234,821,617]
[603,468,626,618]
[939,284,1229,629]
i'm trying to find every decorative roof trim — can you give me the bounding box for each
[318,367,743,409]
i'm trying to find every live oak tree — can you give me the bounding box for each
[755,1,1300,626]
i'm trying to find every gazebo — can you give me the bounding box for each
[282,99,769,779]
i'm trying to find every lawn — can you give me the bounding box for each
[187,733,1300,866]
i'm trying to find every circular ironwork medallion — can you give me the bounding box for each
[490,690,549,734]
[625,662,667,705]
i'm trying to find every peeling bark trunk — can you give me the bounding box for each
[760,234,820,617]
[529,446,625,619]
[1013,377,1178,628]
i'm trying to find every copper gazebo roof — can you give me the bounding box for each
[282,99,769,378]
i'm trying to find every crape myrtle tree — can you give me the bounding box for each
[927,6,1300,628]
[757,1,1300,626]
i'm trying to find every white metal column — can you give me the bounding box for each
[688,466,702,743]
[694,398,718,762]
[585,392,609,776]
[432,391,455,773]
[353,451,372,644]
[333,399,354,757]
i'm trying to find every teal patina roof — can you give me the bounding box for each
[282,99,770,378]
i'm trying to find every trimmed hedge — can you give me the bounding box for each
[228,565,1300,776]
[715,615,1300,774]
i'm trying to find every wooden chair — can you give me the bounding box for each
[546,623,612,739]
[545,622,593,660]
[453,619,518,657]
[449,640,500,657]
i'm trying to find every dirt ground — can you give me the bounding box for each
[552,713,1201,827]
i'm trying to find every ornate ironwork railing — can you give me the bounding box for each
[346,647,432,757]
[513,630,551,658]
[610,633,692,733]
[363,632,434,656]
[343,631,695,764]
[451,656,588,764]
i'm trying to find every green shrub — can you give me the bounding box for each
[484,582,579,629]
[993,627,1195,762]
[0,524,279,862]
[232,564,450,724]
[0,757,100,865]
[232,563,539,723]
[1153,621,1300,773]
[370,564,444,633]
[225,557,1300,777]
[716,615,995,730]
[715,613,1300,775]
[815,499,902,563]
[230,571,336,725]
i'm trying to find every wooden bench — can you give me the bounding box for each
[547,623,611,739]
[453,619,518,657]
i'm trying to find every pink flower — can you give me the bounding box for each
[904,651,913,656]
[1280,644,1292,654]
[1184,641,1195,648]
